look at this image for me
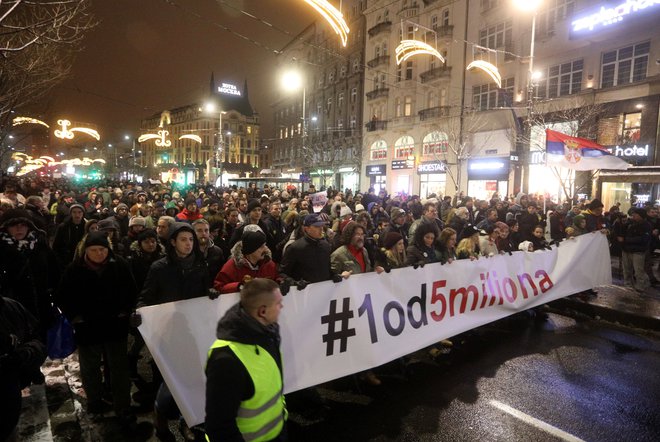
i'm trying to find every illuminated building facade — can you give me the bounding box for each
[360,0,660,206]
[270,0,367,191]
[140,76,260,184]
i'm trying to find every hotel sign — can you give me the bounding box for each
[606,144,651,158]
[218,83,242,96]
[572,0,660,33]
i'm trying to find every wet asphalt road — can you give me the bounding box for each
[286,312,660,442]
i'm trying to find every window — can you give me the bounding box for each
[340,65,347,78]
[375,45,381,58]
[395,97,402,117]
[601,42,650,88]
[480,0,500,10]
[396,64,402,82]
[350,115,357,129]
[382,42,388,55]
[479,19,512,50]
[370,140,388,160]
[536,0,574,35]
[394,135,415,158]
[537,59,583,98]
[430,54,436,70]
[338,92,344,107]
[337,119,343,129]
[405,61,413,80]
[427,91,438,108]
[442,9,450,26]
[598,112,642,146]
[407,25,414,39]
[328,70,335,83]
[379,74,386,89]
[404,96,413,116]
[431,15,438,30]
[473,77,514,110]
[351,87,358,103]
[327,97,333,110]
[353,57,360,72]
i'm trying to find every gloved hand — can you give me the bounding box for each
[129,312,142,328]
[208,288,221,300]
[332,274,343,283]
[296,279,309,291]
[279,279,291,296]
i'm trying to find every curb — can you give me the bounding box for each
[549,297,660,332]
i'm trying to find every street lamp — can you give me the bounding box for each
[281,70,307,188]
[205,101,227,186]
[513,0,543,194]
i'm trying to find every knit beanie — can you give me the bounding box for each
[241,230,266,255]
[247,199,261,213]
[84,231,110,249]
[384,232,404,250]
[69,204,85,214]
[129,216,146,227]
[137,228,158,243]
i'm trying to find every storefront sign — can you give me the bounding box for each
[530,151,546,165]
[572,0,660,33]
[607,144,650,158]
[217,82,242,96]
[417,161,446,173]
[392,158,414,170]
[366,164,386,175]
[468,158,510,179]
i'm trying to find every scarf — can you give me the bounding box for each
[0,230,39,254]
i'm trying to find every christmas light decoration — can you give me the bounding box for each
[303,0,350,47]
[179,134,202,143]
[138,130,172,147]
[12,117,49,128]
[54,119,100,141]
[466,60,502,88]
[396,39,445,65]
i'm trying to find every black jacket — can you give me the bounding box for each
[279,234,332,283]
[205,303,283,442]
[126,241,166,291]
[262,215,287,263]
[56,253,137,345]
[137,255,210,307]
[52,219,86,268]
[622,220,651,253]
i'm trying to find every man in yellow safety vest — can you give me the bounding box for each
[205,278,286,442]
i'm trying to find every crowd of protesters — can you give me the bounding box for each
[1,176,658,441]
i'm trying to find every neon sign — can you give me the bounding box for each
[572,0,660,33]
[217,83,242,96]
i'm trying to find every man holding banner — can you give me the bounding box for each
[205,278,286,442]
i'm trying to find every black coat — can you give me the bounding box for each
[56,253,137,345]
[0,230,59,331]
[52,220,85,268]
[279,235,332,283]
[126,241,166,291]
[137,255,210,307]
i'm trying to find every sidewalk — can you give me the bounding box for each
[548,258,660,331]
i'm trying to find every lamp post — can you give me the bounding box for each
[281,70,307,190]
[513,0,543,195]
[205,102,226,186]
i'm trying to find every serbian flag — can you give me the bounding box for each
[545,129,630,170]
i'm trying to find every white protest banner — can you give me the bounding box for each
[138,233,611,426]
[310,191,328,213]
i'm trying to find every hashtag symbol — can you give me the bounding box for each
[321,297,356,356]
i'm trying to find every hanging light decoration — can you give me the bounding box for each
[179,134,202,143]
[12,117,49,128]
[466,59,502,88]
[396,39,445,65]
[303,0,350,47]
[54,119,100,141]
[138,130,172,147]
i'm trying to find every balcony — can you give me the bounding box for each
[398,5,419,18]
[366,88,389,101]
[420,66,452,83]
[426,24,453,39]
[418,106,450,121]
[365,120,388,132]
[368,21,392,38]
[367,55,390,68]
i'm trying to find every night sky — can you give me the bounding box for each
[40,0,316,147]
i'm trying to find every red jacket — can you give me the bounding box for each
[213,243,280,294]
[176,208,203,223]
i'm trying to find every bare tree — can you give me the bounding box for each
[0,0,95,167]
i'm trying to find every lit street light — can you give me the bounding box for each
[205,101,227,185]
[513,0,543,194]
[281,69,308,187]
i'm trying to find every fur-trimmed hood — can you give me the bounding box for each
[230,239,272,269]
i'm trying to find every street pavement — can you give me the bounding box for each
[13,258,660,442]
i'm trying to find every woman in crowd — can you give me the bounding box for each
[437,227,457,264]
[478,225,499,257]
[456,225,480,260]
[376,231,407,270]
[406,222,441,266]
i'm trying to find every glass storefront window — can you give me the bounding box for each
[468,180,508,201]
[420,173,447,198]
[601,182,632,214]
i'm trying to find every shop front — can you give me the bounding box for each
[336,167,359,193]
[467,157,510,200]
[527,151,570,202]
[417,160,447,198]
[365,164,387,193]
[391,158,414,195]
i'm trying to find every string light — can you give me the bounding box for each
[466,60,502,88]
[12,117,49,128]
[54,119,101,141]
[12,153,106,176]
[138,130,172,147]
[395,39,445,65]
[179,134,202,143]
[303,0,350,47]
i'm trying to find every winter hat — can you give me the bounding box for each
[631,208,647,219]
[165,201,177,210]
[84,231,110,249]
[588,199,604,210]
[243,224,265,235]
[355,203,365,212]
[572,214,585,225]
[304,213,326,227]
[116,203,129,211]
[241,230,267,255]
[461,223,480,238]
[137,228,158,243]
[384,232,404,250]
[339,205,352,218]
[0,208,36,230]
[129,216,146,227]
[518,240,533,252]
[390,207,406,220]
[84,219,99,233]
[97,218,119,232]
[69,204,85,214]
[247,199,262,213]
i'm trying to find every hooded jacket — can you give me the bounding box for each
[137,223,210,306]
[205,303,283,442]
[214,241,279,294]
